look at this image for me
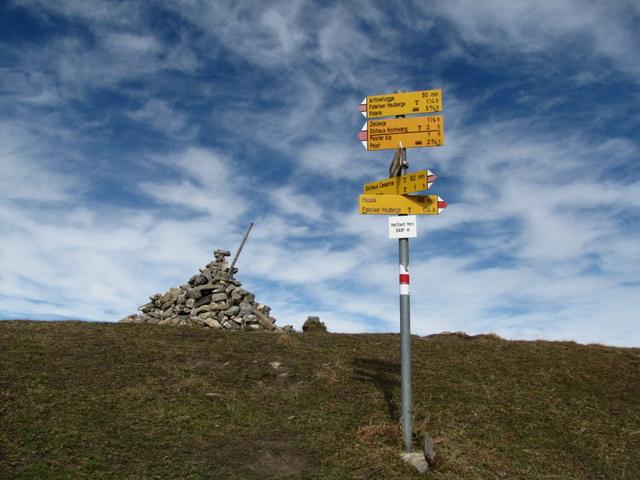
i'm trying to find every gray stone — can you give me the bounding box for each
[302,316,327,333]
[160,300,173,311]
[186,298,195,308]
[194,284,216,296]
[202,269,213,282]
[224,306,240,317]
[192,304,215,316]
[193,294,212,309]
[211,292,228,303]
[212,301,228,311]
[243,292,255,303]
[227,320,239,330]
[190,274,208,286]
[138,302,154,313]
[231,291,243,303]
[158,293,172,305]
[254,309,276,331]
[400,452,429,474]
[246,323,261,331]
[203,318,221,329]
[256,304,271,315]
[214,249,231,257]
[234,287,248,296]
[239,302,254,315]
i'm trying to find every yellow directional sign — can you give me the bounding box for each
[359,89,442,118]
[359,116,444,151]
[359,194,447,215]
[363,170,436,195]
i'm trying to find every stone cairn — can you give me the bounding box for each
[120,249,281,331]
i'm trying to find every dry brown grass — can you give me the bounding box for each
[1,321,638,479]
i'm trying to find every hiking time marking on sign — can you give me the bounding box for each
[358,194,447,215]
[363,169,436,196]
[359,89,442,118]
[359,116,444,151]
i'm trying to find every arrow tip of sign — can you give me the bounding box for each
[437,196,448,213]
[361,140,368,150]
[358,99,367,116]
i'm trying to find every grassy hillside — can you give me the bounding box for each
[1,321,638,479]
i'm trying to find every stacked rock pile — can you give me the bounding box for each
[120,249,280,331]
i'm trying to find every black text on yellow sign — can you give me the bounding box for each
[359,194,444,215]
[359,116,444,151]
[360,89,442,118]
[362,170,436,195]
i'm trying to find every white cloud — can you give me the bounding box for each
[431,0,640,77]
[2,0,639,348]
[104,32,160,54]
[267,185,324,222]
[127,99,190,135]
[0,123,79,202]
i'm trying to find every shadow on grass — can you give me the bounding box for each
[352,357,400,422]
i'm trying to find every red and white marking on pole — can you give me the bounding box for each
[399,265,410,296]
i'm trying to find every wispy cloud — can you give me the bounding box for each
[1,0,639,347]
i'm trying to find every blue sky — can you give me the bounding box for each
[1,0,639,346]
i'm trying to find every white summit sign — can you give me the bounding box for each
[388,215,417,239]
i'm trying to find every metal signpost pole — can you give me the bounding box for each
[399,233,412,450]
[398,153,412,452]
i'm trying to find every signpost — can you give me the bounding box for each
[363,169,436,196]
[357,87,447,458]
[359,194,447,215]
[359,116,444,150]
[359,89,442,118]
